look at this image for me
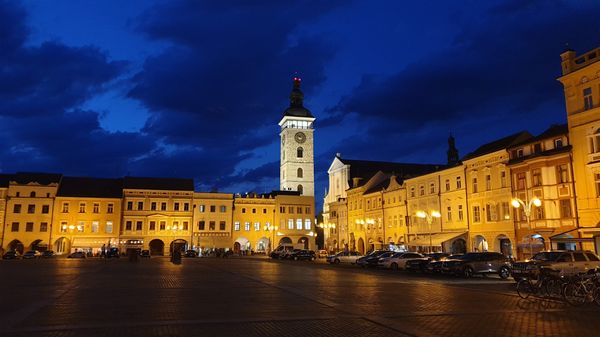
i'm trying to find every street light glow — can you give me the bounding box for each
[511,199,521,208]
[431,211,441,218]
[532,197,542,207]
[416,210,426,218]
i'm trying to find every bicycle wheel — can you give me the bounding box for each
[545,279,563,298]
[593,285,600,306]
[564,282,586,306]
[517,279,533,299]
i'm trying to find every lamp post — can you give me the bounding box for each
[416,210,441,253]
[264,224,279,253]
[319,223,337,252]
[511,196,542,257]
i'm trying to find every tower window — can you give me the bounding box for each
[297,184,303,195]
[297,168,303,178]
[297,147,303,158]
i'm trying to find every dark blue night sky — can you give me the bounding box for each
[1,1,599,210]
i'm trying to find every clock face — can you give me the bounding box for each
[295,132,306,144]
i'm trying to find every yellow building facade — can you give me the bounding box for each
[193,192,234,252]
[559,47,600,252]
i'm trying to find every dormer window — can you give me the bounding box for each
[554,138,563,148]
[517,149,524,158]
[533,143,542,154]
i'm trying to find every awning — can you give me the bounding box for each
[407,232,466,247]
[72,238,116,248]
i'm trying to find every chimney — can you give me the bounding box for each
[352,177,363,188]
[560,48,576,76]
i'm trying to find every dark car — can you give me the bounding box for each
[184,250,198,258]
[67,251,86,259]
[426,254,463,273]
[22,250,41,259]
[106,248,120,258]
[512,250,600,280]
[2,250,20,260]
[288,249,316,261]
[357,250,393,268]
[405,253,450,272]
[140,250,151,258]
[442,252,512,279]
[41,250,55,258]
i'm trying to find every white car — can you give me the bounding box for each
[378,252,427,270]
[327,251,364,264]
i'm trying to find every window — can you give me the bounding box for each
[254,222,260,231]
[62,203,68,213]
[198,221,205,230]
[485,204,497,222]
[137,201,143,210]
[27,204,35,214]
[199,205,205,212]
[219,221,226,230]
[554,138,564,148]
[429,183,435,194]
[305,207,310,214]
[11,222,18,232]
[136,221,142,231]
[419,185,425,196]
[516,173,526,190]
[517,149,524,157]
[159,221,166,230]
[174,202,180,211]
[107,203,114,213]
[13,204,21,213]
[244,222,250,231]
[173,221,179,230]
[234,222,240,231]
[560,199,572,218]
[304,219,311,230]
[298,184,303,194]
[149,221,156,231]
[297,168,303,178]
[535,206,544,220]
[297,147,303,158]
[79,203,85,213]
[458,205,464,221]
[501,202,510,220]
[500,171,507,188]
[242,208,246,213]
[288,219,294,229]
[296,219,303,230]
[125,221,132,231]
[127,201,133,210]
[472,178,478,193]
[447,206,452,221]
[445,179,450,191]
[209,221,216,231]
[280,206,285,213]
[40,222,48,232]
[533,143,542,154]
[297,207,303,214]
[532,169,542,186]
[220,205,226,212]
[60,222,67,233]
[485,175,491,191]
[93,203,99,213]
[410,187,415,198]
[106,221,113,233]
[77,222,84,232]
[151,202,157,211]
[161,202,166,211]
[184,203,190,211]
[30,191,36,197]
[585,253,600,262]
[584,87,593,110]
[596,174,600,197]
[252,208,256,213]
[289,206,294,214]
[91,221,99,233]
[26,222,33,232]
[456,176,462,189]
[263,208,267,214]
[557,164,569,183]
[473,206,481,222]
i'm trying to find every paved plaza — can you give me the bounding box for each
[1,257,599,337]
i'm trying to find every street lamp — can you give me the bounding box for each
[511,196,542,257]
[264,224,279,253]
[416,210,441,253]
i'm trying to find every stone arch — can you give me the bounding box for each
[234,237,251,252]
[256,237,270,253]
[279,237,292,246]
[169,239,187,255]
[495,234,513,257]
[149,239,164,256]
[30,239,46,251]
[473,235,487,252]
[54,237,70,254]
[8,240,24,254]
[451,238,467,254]
[357,237,365,254]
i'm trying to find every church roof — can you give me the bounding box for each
[283,77,314,118]
[462,131,532,160]
[339,158,444,188]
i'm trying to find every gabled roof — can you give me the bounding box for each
[338,158,443,187]
[57,177,123,198]
[11,172,62,185]
[462,131,532,160]
[509,124,568,148]
[123,176,194,191]
[363,174,399,195]
[0,174,11,188]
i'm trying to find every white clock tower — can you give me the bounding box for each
[279,77,315,196]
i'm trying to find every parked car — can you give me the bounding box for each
[426,254,463,273]
[41,250,55,258]
[67,251,87,259]
[2,250,20,260]
[442,252,512,278]
[288,250,317,261]
[378,252,427,270]
[405,253,450,272]
[184,250,198,258]
[512,250,600,280]
[327,251,363,264]
[22,250,42,259]
[140,250,151,258]
[357,250,394,268]
[317,250,329,258]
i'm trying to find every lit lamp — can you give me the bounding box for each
[511,196,542,257]
[416,210,441,253]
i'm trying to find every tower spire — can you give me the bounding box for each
[447,133,459,165]
[290,75,304,108]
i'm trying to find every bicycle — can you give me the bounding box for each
[516,269,557,299]
[563,271,600,306]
